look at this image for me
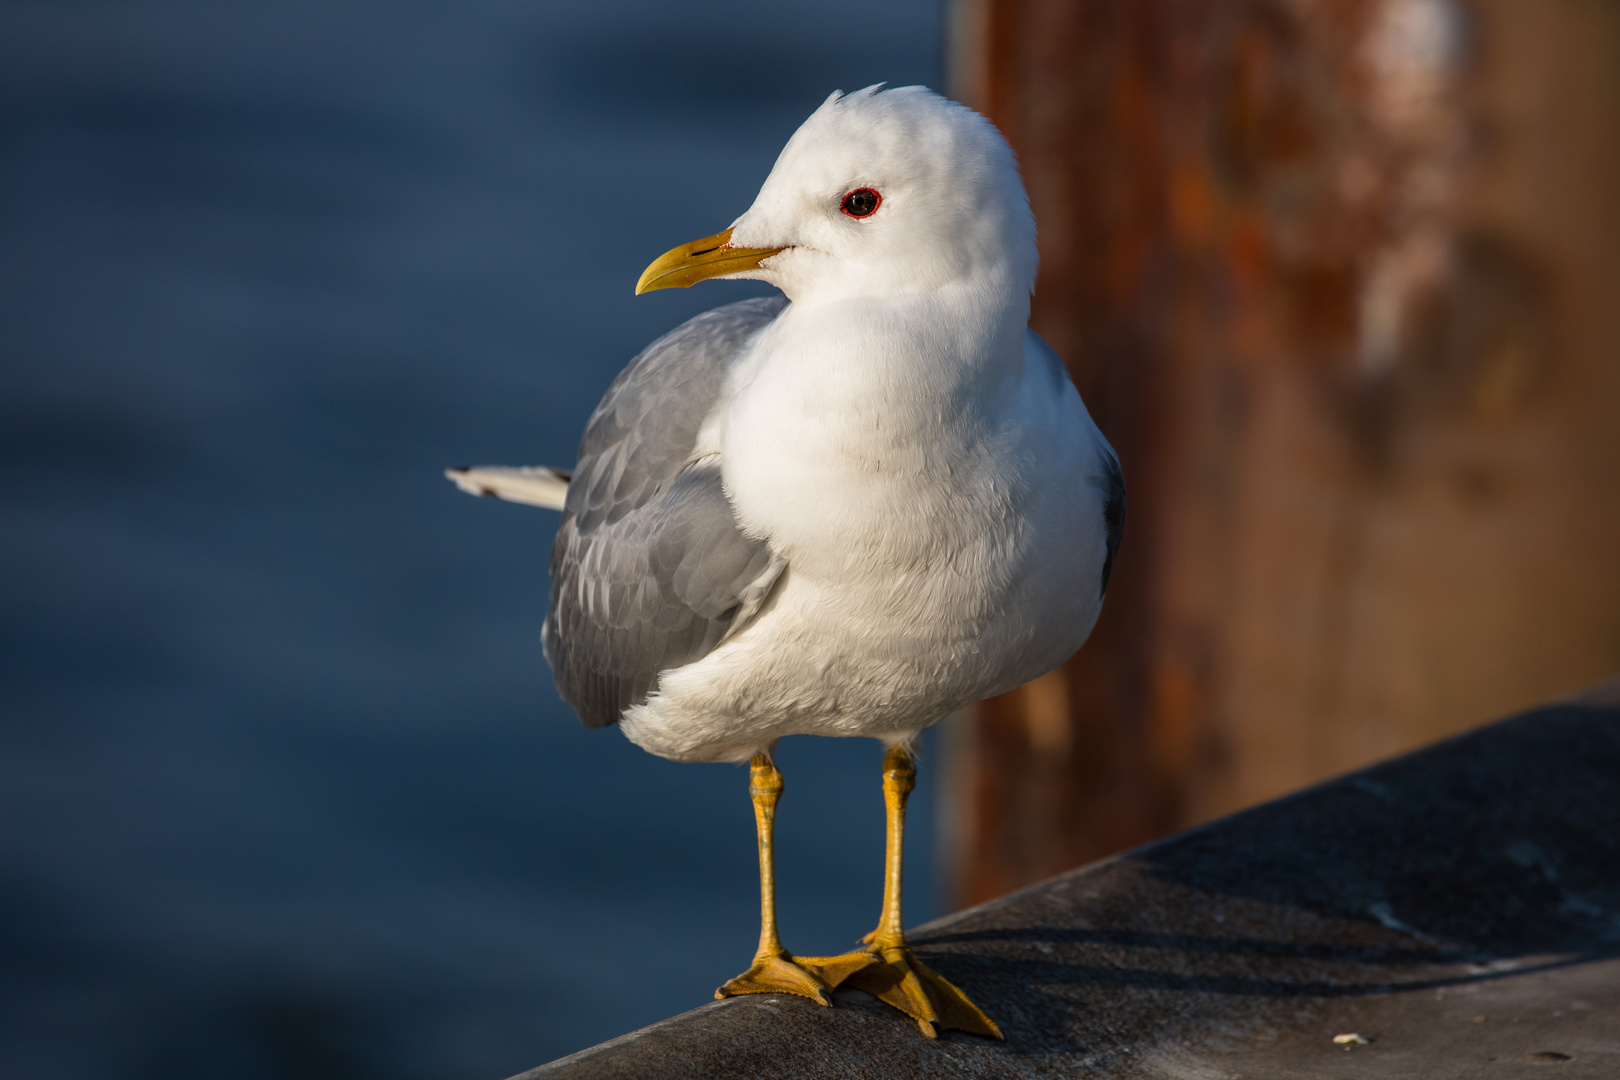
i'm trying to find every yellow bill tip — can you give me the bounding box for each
[635,227,786,294]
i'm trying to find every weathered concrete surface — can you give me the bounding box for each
[513,684,1620,1078]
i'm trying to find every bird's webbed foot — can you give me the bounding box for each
[843,939,1002,1039]
[715,949,877,1005]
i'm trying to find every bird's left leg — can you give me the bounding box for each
[715,753,877,1004]
[841,744,1003,1039]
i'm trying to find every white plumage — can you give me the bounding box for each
[627,313,1111,762]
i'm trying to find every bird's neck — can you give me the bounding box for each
[749,272,1029,399]
[717,277,1030,563]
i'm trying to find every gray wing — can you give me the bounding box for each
[544,296,789,729]
[1032,329,1125,600]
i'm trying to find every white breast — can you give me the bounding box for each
[619,296,1110,763]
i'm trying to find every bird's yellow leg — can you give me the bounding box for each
[842,745,1004,1039]
[715,754,877,1004]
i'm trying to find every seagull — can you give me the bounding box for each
[449,85,1123,1039]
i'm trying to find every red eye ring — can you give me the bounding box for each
[840,187,881,219]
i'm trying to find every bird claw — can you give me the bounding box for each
[842,944,1003,1039]
[715,950,877,1006]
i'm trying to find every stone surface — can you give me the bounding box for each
[512,685,1620,1078]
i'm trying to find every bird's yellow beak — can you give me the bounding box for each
[634,228,785,295]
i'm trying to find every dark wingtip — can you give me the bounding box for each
[1096,449,1126,599]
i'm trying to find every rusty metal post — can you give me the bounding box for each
[947,0,1620,908]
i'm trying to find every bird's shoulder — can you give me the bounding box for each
[567,296,786,531]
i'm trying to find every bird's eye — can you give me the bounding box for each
[840,188,882,219]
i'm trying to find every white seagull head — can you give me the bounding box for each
[636,85,1037,308]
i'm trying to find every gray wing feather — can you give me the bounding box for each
[544,296,788,729]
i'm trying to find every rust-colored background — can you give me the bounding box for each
[946,0,1620,907]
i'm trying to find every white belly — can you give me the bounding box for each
[622,553,1102,764]
[620,370,1109,762]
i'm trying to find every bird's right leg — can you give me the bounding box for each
[715,754,876,1004]
[841,745,1003,1038]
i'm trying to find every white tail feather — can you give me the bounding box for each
[445,465,570,510]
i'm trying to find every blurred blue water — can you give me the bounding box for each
[0,2,946,1076]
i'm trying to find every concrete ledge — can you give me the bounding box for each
[512,682,1620,1078]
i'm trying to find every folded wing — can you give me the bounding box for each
[543,296,789,728]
